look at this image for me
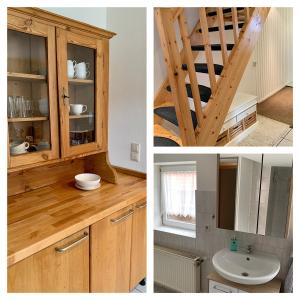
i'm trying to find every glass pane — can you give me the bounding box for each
[67,43,95,146]
[7,29,52,156]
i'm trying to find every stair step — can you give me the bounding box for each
[182,63,223,75]
[191,44,235,51]
[154,136,180,147]
[207,7,244,17]
[198,22,244,33]
[154,106,198,129]
[166,84,211,102]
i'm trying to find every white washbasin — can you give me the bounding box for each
[212,248,280,285]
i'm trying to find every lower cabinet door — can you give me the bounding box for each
[90,205,133,292]
[8,228,89,292]
[130,199,147,290]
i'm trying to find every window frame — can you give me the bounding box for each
[159,162,197,231]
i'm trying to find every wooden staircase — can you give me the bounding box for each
[154,7,270,146]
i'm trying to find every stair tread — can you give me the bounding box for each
[182,63,223,75]
[154,136,180,147]
[154,106,198,129]
[191,44,235,51]
[207,7,244,17]
[198,22,244,33]
[166,84,211,102]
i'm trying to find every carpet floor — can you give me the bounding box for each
[257,86,293,125]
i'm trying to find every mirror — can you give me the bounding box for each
[217,154,292,238]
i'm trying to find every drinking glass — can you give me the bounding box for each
[8,96,16,118]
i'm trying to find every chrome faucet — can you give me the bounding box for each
[247,245,253,254]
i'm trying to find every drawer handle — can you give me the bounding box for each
[136,202,147,209]
[110,209,134,224]
[213,285,232,293]
[55,231,88,253]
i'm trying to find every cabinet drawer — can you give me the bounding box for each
[8,228,89,292]
[236,105,256,122]
[209,280,238,293]
[221,117,237,133]
[244,111,257,129]
[229,121,243,140]
[216,130,229,146]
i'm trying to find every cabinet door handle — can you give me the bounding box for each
[110,209,134,224]
[136,202,147,209]
[213,285,232,293]
[55,231,88,253]
[63,87,70,105]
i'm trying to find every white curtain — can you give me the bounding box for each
[161,167,196,219]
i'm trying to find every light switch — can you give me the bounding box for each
[130,143,140,162]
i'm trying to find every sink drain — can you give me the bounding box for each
[241,272,249,277]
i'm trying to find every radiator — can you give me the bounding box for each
[154,245,201,293]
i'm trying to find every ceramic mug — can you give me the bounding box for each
[10,141,30,154]
[69,104,87,115]
[75,62,90,79]
[38,98,48,116]
[67,60,77,79]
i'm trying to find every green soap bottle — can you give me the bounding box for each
[230,236,238,251]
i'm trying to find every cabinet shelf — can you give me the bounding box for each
[68,78,94,85]
[8,117,49,123]
[7,72,47,81]
[69,114,94,119]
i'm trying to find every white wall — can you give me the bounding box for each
[154,8,293,103]
[43,7,146,172]
[44,7,107,29]
[106,8,146,172]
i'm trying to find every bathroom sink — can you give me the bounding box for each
[212,248,280,285]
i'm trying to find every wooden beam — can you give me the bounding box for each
[216,8,228,66]
[231,8,239,43]
[155,8,196,145]
[196,8,270,145]
[178,10,205,127]
[199,8,217,94]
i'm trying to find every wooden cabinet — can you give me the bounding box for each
[90,201,147,292]
[130,199,147,290]
[56,28,108,157]
[90,206,134,292]
[7,8,114,170]
[8,228,89,292]
[7,11,59,168]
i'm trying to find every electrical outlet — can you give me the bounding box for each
[130,143,140,162]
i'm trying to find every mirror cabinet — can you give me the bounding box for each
[218,154,292,238]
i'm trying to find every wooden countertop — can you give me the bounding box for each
[8,172,146,267]
[207,272,281,293]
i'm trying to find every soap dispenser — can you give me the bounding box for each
[230,236,238,251]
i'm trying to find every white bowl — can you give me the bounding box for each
[75,173,101,187]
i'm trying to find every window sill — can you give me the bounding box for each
[155,225,196,238]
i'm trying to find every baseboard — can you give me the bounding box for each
[113,165,146,179]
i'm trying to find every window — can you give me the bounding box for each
[160,163,196,230]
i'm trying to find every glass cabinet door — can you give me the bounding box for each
[7,13,59,168]
[57,29,107,157]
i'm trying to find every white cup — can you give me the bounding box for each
[38,98,48,116]
[69,104,87,115]
[75,62,90,79]
[10,141,29,154]
[67,60,76,79]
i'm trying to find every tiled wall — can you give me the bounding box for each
[154,155,293,293]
